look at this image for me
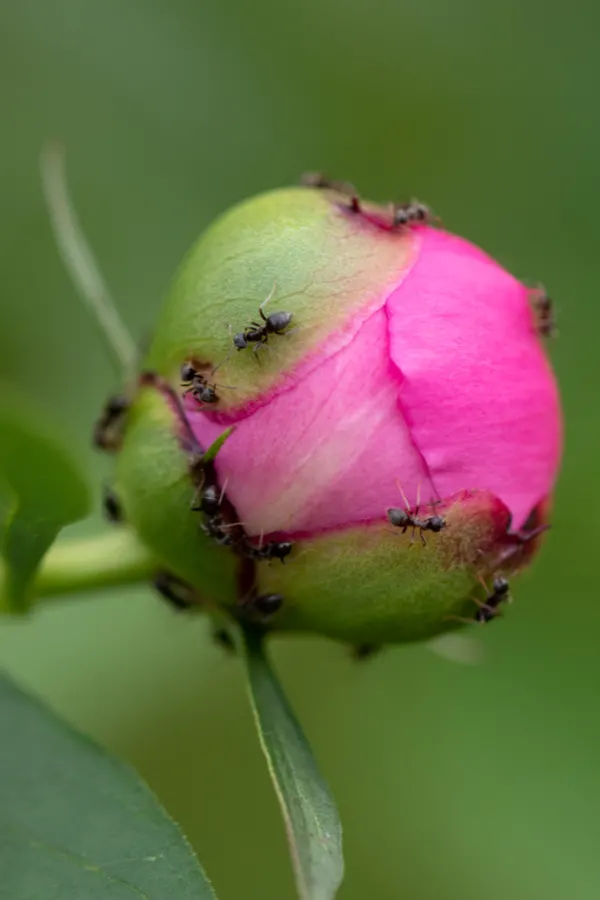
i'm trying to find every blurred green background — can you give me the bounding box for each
[0,0,596,897]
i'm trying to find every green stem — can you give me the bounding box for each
[0,529,157,606]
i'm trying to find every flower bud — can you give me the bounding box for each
[116,186,561,644]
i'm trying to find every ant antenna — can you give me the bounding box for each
[259,282,278,314]
[40,142,137,379]
[395,479,411,510]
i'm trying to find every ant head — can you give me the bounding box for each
[412,203,430,221]
[233,333,247,350]
[268,311,293,331]
[180,362,196,384]
[200,484,221,516]
[106,395,128,415]
[492,576,510,595]
[199,384,217,403]
[275,541,293,560]
[393,208,409,227]
[387,507,409,528]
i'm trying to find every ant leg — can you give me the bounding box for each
[513,523,551,543]
[443,614,479,626]
[190,484,205,510]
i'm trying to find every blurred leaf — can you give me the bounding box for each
[0,400,89,613]
[0,672,218,899]
[242,627,344,900]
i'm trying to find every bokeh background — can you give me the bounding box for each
[0,1,597,897]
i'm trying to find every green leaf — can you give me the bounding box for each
[0,402,90,613]
[0,672,218,899]
[242,627,344,900]
[202,427,234,464]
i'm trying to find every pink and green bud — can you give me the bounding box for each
[116,186,561,645]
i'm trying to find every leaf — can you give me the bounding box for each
[0,400,90,612]
[0,672,218,899]
[202,427,234,463]
[241,627,344,900]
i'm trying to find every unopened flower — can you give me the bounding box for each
[115,184,561,645]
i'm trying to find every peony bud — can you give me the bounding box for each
[115,185,561,645]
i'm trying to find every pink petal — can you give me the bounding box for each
[385,228,562,529]
[188,308,432,536]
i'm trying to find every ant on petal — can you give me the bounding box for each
[445,575,511,627]
[387,482,446,545]
[180,360,236,406]
[529,284,557,338]
[233,285,294,353]
[390,199,436,229]
[300,172,362,213]
[473,575,511,623]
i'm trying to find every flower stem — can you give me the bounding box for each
[0,529,157,610]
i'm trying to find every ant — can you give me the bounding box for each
[474,575,511,623]
[191,482,241,549]
[153,571,195,611]
[211,626,236,654]
[445,575,511,627]
[239,591,284,622]
[201,514,239,547]
[93,394,129,452]
[250,540,293,564]
[386,483,446,545]
[351,643,382,661]
[180,362,218,404]
[529,285,556,338]
[390,200,434,229]
[192,483,221,516]
[102,485,123,523]
[180,361,236,406]
[300,172,361,213]
[233,286,294,352]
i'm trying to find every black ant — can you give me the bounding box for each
[201,516,239,547]
[153,571,196,610]
[181,361,236,406]
[93,394,129,452]
[192,483,221,516]
[386,483,446,545]
[191,482,241,549]
[239,591,284,622]
[391,200,434,228]
[445,575,511,627]
[474,575,511,623]
[300,172,361,213]
[250,540,293,564]
[233,286,294,352]
[102,485,123,523]
[351,643,382,661]
[529,285,556,338]
[211,626,237,654]
[181,362,218,404]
